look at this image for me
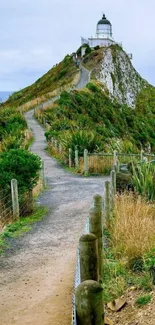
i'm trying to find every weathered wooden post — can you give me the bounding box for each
[59,143,62,155]
[89,195,103,279]
[41,160,46,188]
[69,148,72,168]
[84,149,88,176]
[54,139,58,150]
[113,150,118,167]
[117,159,120,173]
[141,149,144,161]
[110,170,116,211]
[75,280,104,325]
[104,181,111,222]
[11,179,19,220]
[75,148,79,169]
[79,233,99,282]
[111,170,116,195]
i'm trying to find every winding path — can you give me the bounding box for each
[0,111,107,325]
[76,65,90,89]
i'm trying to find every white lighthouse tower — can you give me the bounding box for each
[81,14,116,49]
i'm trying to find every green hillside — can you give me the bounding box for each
[43,81,155,153]
[3,44,155,154]
[5,54,79,108]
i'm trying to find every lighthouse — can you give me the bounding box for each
[81,14,116,48]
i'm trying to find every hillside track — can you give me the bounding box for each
[0,110,108,325]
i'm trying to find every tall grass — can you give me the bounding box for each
[110,194,155,264]
[79,155,112,174]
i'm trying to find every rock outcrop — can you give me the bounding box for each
[95,45,148,107]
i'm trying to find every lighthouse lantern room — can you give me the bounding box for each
[81,13,116,49]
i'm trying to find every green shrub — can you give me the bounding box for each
[94,45,100,50]
[1,135,23,151]
[59,130,102,157]
[0,149,41,195]
[85,46,92,56]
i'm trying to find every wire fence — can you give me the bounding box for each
[45,140,155,176]
[0,189,13,229]
[0,162,45,231]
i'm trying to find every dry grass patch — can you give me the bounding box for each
[78,155,113,174]
[110,194,155,264]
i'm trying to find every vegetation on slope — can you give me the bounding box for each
[43,81,155,154]
[0,106,28,151]
[5,54,79,107]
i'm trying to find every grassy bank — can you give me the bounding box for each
[103,193,155,305]
[0,206,48,254]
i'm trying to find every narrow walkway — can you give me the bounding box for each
[0,111,107,325]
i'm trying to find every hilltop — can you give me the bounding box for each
[4,44,149,109]
[4,44,155,152]
[5,54,79,108]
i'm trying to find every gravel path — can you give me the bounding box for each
[0,111,108,325]
[76,65,90,89]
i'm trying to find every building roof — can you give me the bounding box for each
[97,14,111,26]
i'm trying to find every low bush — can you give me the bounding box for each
[0,149,41,195]
[43,81,155,153]
[58,130,102,158]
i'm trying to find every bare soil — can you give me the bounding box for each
[0,110,107,325]
[106,288,155,325]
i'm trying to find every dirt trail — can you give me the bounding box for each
[0,110,108,325]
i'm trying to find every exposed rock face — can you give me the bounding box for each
[98,46,147,107]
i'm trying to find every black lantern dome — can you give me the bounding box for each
[98,14,111,26]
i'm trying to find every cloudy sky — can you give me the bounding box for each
[0,0,155,91]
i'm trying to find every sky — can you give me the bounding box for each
[0,0,155,91]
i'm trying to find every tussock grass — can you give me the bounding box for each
[136,294,152,306]
[111,194,155,263]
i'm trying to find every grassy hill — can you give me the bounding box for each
[3,44,155,154]
[4,54,79,108]
[43,81,155,153]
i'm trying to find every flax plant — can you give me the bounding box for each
[132,163,155,201]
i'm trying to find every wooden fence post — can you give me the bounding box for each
[110,170,116,211]
[41,161,46,187]
[55,139,58,150]
[84,149,88,176]
[104,181,111,222]
[111,170,116,195]
[75,149,79,169]
[11,179,19,220]
[141,149,144,161]
[89,195,103,279]
[75,280,104,325]
[69,148,72,168]
[79,233,99,282]
[113,150,118,167]
[59,143,62,155]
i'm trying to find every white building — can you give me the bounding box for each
[81,14,116,49]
